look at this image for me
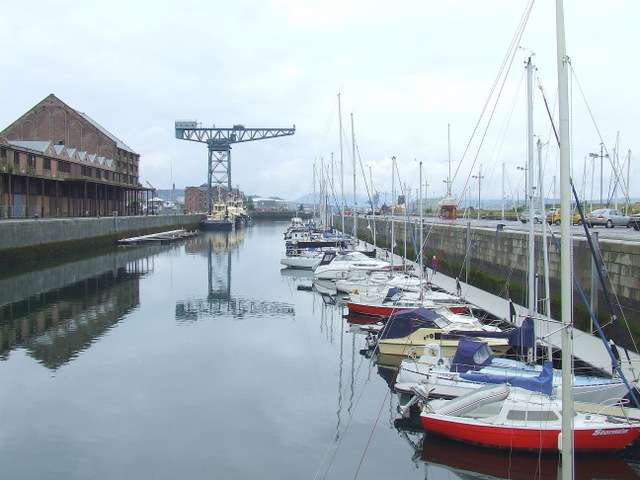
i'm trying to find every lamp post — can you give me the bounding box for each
[472,164,484,220]
[589,144,609,208]
[517,164,528,210]
[425,181,429,212]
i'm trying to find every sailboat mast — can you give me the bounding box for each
[369,165,377,248]
[538,139,553,362]
[338,93,345,236]
[313,159,317,223]
[556,0,575,475]
[526,56,536,317]
[447,124,452,197]
[351,112,357,240]
[625,149,631,214]
[391,156,396,271]
[419,160,424,279]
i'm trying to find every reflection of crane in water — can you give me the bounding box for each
[206,231,239,300]
[175,231,295,321]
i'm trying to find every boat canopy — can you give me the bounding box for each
[450,317,535,348]
[459,361,554,396]
[449,338,495,373]
[382,287,403,303]
[379,307,450,340]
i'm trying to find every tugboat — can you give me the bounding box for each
[200,202,234,231]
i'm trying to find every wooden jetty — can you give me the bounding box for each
[117,229,199,246]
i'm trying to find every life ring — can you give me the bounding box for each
[424,343,441,360]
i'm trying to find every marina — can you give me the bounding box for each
[0,220,639,478]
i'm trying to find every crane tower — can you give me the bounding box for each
[175,121,295,212]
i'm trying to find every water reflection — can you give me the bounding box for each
[391,393,640,478]
[0,244,169,369]
[402,427,640,479]
[175,230,295,322]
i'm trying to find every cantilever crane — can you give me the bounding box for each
[175,121,295,213]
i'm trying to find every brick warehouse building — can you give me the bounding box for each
[184,185,246,214]
[184,185,209,213]
[0,94,147,217]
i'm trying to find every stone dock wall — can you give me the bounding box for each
[0,214,203,251]
[0,214,203,270]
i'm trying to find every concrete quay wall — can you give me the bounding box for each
[346,217,640,327]
[0,214,203,252]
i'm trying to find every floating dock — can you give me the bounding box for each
[117,229,199,246]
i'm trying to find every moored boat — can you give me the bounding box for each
[335,270,424,294]
[395,336,634,407]
[419,371,640,452]
[200,203,234,231]
[347,286,468,317]
[373,306,513,359]
[312,250,392,280]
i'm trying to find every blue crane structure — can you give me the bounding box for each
[175,121,295,213]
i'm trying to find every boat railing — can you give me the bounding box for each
[573,397,640,424]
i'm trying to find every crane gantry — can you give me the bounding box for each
[175,121,295,213]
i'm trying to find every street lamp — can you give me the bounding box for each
[472,164,484,220]
[517,164,528,209]
[425,182,429,211]
[589,144,609,208]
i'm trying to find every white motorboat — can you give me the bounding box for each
[280,249,324,269]
[335,270,423,294]
[312,250,391,280]
[282,220,350,269]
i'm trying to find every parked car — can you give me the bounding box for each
[628,213,640,231]
[546,208,583,225]
[584,208,629,228]
[520,209,544,223]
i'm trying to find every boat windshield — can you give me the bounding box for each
[337,252,370,262]
[473,342,494,364]
[436,307,482,327]
[432,316,451,329]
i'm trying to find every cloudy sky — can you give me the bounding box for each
[1,1,638,206]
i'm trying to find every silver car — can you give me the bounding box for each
[520,209,544,223]
[585,208,629,228]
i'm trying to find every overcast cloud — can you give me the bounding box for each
[1,1,638,205]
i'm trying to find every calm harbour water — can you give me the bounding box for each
[1,220,639,479]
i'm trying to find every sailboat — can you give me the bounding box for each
[417,366,640,451]
[395,336,634,406]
